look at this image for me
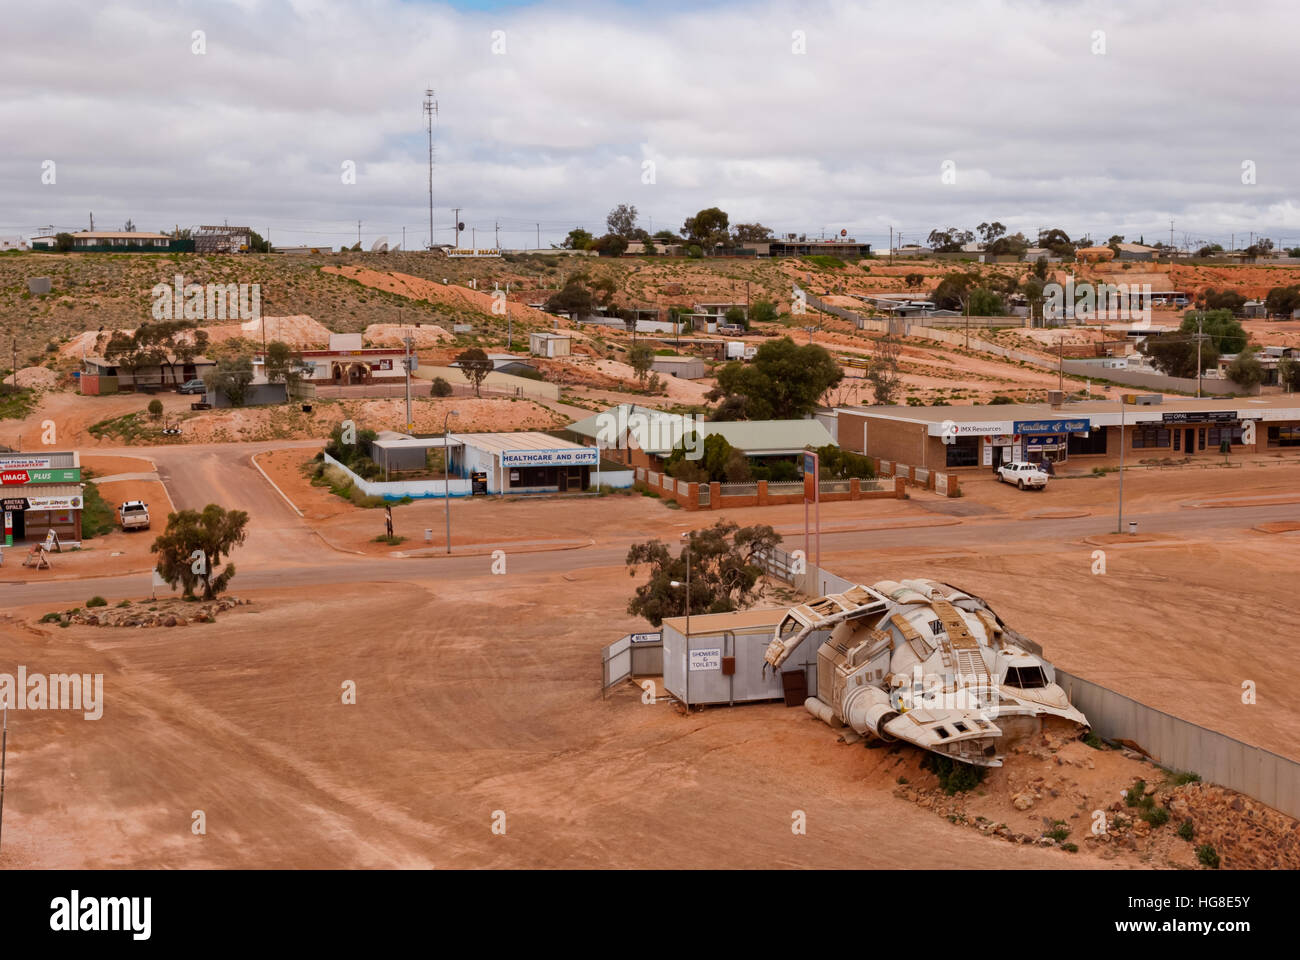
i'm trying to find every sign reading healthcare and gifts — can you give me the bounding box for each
[500,447,599,468]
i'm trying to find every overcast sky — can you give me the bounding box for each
[3,0,1298,251]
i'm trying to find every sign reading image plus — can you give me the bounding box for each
[500,448,599,468]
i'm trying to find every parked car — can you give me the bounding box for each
[996,461,1049,490]
[118,500,151,531]
[179,379,207,395]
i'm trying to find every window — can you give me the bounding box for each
[1208,425,1244,447]
[1173,429,1181,451]
[944,435,979,467]
[1132,426,1170,448]
[1004,665,1047,688]
[1268,425,1300,447]
[1068,430,1107,455]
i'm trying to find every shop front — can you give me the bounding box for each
[1013,418,1091,467]
[1158,410,1260,456]
[1,453,84,546]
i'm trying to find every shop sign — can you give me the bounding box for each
[932,421,1010,437]
[2,497,28,511]
[1162,410,1237,424]
[3,468,82,485]
[501,447,599,468]
[1014,418,1090,435]
[689,648,721,672]
[0,456,54,469]
[25,495,82,510]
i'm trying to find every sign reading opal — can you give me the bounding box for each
[1014,418,1090,436]
[500,447,599,468]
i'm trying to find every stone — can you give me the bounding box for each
[1013,791,1036,811]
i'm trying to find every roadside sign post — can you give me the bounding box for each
[803,451,820,573]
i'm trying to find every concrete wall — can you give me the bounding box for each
[323,452,472,499]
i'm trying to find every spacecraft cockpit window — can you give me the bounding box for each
[1004,665,1047,689]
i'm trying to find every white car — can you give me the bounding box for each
[118,500,151,531]
[997,461,1049,490]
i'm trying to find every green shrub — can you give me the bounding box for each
[1171,771,1201,786]
[1177,819,1194,841]
[1125,780,1149,808]
[1044,824,1070,842]
[80,481,116,539]
[1196,844,1220,869]
[87,596,107,607]
[40,612,62,623]
[1083,732,1107,750]
[1060,842,1078,853]
[1141,806,1169,827]
[921,753,986,794]
[430,376,453,397]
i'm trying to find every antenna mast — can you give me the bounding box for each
[423,89,438,251]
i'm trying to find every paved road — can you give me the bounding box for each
[4,434,1295,605]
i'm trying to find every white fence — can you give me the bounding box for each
[323,452,472,499]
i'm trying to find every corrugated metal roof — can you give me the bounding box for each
[0,451,79,468]
[452,431,587,454]
[566,404,834,454]
[17,482,83,497]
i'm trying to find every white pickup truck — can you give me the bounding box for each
[118,500,151,531]
[996,461,1049,490]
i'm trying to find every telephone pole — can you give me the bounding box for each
[423,89,438,251]
[357,220,362,247]
[452,208,461,250]
[494,221,499,250]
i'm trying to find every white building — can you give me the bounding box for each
[529,332,572,358]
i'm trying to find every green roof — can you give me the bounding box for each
[566,403,833,455]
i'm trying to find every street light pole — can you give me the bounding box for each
[1116,399,1126,534]
[671,532,691,709]
[444,408,459,554]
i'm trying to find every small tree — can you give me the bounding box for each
[209,356,255,406]
[147,398,164,420]
[866,334,902,404]
[455,347,492,397]
[625,521,782,626]
[627,342,654,384]
[749,299,778,324]
[724,306,747,329]
[151,504,250,600]
[562,228,593,250]
[606,204,639,238]
[1226,347,1264,389]
[264,339,307,393]
[904,272,924,289]
[54,232,75,252]
[430,376,453,397]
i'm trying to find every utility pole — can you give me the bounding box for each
[423,89,438,251]
[1116,399,1126,533]
[402,226,406,250]
[357,220,362,247]
[1058,332,1064,392]
[11,337,16,391]
[472,227,476,251]
[403,334,414,432]
[1170,219,1174,250]
[452,208,461,250]
[0,706,7,853]
[494,221,499,250]
[889,225,893,265]
[1197,312,1204,398]
[536,223,540,249]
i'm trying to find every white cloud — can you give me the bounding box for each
[1,0,1297,249]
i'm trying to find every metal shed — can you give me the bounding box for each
[661,608,828,707]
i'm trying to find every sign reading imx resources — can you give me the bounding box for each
[500,447,598,468]
[0,468,81,485]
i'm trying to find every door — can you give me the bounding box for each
[1186,428,1195,455]
[567,467,583,491]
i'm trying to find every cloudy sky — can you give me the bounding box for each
[3,0,1298,251]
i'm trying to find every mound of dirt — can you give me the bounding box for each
[363,323,452,348]
[325,265,555,327]
[235,314,332,348]
[5,366,61,388]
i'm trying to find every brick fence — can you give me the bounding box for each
[634,468,905,510]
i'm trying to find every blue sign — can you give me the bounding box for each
[803,452,817,474]
[1014,418,1090,436]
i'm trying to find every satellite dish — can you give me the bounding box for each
[370,237,389,252]
[457,221,466,231]
[390,243,401,252]
[841,229,847,237]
